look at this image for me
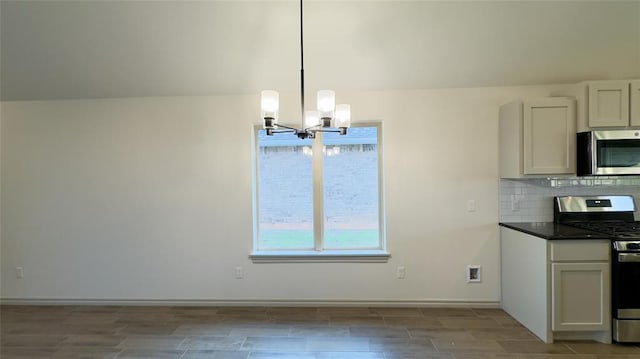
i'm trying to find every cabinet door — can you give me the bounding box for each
[588,81,630,127]
[523,98,576,175]
[552,262,610,332]
[631,80,640,127]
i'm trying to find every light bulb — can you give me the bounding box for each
[304,110,320,129]
[317,90,335,121]
[261,90,279,128]
[335,104,351,128]
[261,90,279,113]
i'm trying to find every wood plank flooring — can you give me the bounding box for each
[2,305,640,358]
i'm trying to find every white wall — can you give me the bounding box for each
[0,85,559,305]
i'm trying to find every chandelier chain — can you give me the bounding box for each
[299,0,305,120]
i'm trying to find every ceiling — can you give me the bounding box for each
[1,0,639,101]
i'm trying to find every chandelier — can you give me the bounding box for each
[260,0,351,139]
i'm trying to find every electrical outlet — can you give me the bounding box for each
[396,266,406,279]
[235,266,244,279]
[466,265,481,283]
[16,267,24,279]
[511,195,520,211]
[467,200,476,212]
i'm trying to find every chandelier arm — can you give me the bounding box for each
[273,123,299,131]
[316,128,348,135]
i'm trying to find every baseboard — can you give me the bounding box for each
[0,298,500,308]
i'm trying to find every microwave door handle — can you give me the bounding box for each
[618,253,640,262]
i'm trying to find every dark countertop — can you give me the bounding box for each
[499,222,613,240]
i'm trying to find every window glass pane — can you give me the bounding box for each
[257,130,313,249]
[323,127,380,249]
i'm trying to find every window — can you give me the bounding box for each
[252,123,387,262]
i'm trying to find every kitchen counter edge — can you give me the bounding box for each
[499,222,612,240]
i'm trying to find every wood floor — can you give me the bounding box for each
[2,305,640,358]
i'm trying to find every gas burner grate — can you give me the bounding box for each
[566,222,640,239]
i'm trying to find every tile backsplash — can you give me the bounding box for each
[499,177,640,222]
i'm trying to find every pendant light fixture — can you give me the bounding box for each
[260,0,351,139]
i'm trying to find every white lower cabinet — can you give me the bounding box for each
[552,262,610,332]
[501,227,611,343]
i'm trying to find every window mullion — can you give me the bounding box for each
[376,123,386,252]
[312,133,324,251]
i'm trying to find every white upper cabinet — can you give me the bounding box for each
[631,80,640,126]
[589,81,630,127]
[499,97,576,178]
[553,79,640,131]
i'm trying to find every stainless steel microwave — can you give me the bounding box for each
[577,130,640,176]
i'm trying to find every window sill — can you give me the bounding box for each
[249,250,390,263]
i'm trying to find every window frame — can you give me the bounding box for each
[250,121,389,263]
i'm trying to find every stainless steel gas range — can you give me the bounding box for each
[555,195,640,343]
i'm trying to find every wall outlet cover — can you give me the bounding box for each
[466,265,481,283]
[16,267,24,279]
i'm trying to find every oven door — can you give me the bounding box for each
[593,130,640,175]
[614,252,640,317]
[613,252,640,342]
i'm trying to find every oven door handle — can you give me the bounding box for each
[619,253,640,262]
